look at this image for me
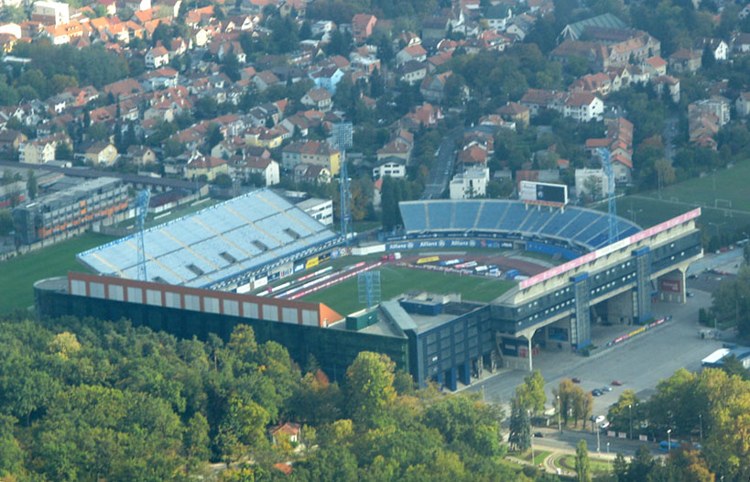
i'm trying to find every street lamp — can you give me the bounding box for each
[607,442,610,454]
[557,395,562,433]
[699,413,703,441]
[529,410,535,463]
[667,428,672,453]
[597,424,601,453]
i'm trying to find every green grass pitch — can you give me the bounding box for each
[0,232,114,315]
[301,265,516,316]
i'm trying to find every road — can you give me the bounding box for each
[422,127,462,200]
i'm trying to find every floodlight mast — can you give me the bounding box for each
[136,189,151,281]
[334,123,353,245]
[597,148,618,244]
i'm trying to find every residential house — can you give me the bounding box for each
[652,75,680,103]
[484,4,513,31]
[668,49,702,74]
[282,140,341,175]
[449,167,490,199]
[689,96,731,127]
[184,153,229,181]
[736,92,750,117]
[397,61,428,86]
[563,92,604,122]
[695,38,728,61]
[351,13,377,43]
[19,137,57,164]
[498,102,530,127]
[372,157,406,180]
[232,156,280,186]
[309,65,345,93]
[84,142,118,165]
[396,44,428,66]
[376,131,413,164]
[300,88,333,112]
[569,72,612,97]
[519,89,566,117]
[457,144,489,170]
[253,70,281,92]
[401,103,443,130]
[0,129,27,157]
[642,56,667,77]
[732,32,750,54]
[126,145,157,165]
[244,127,284,149]
[32,1,70,26]
[268,422,302,445]
[420,71,455,103]
[293,163,331,184]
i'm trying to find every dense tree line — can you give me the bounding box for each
[0,315,528,481]
[0,42,130,103]
[604,367,750,481]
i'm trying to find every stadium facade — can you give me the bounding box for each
[36,196,702,389]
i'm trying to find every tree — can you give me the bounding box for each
[613,453,628,482]
[507,396,531,452]
[0,415,24,478]
[344,352,397,429]
[515,370,547,415]
[575,439,591,482]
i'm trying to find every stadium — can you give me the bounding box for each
[35,189,703,390]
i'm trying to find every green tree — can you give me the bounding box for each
[515,370,547,415]
[344,352,397,429]
[507,396,531,452]
[0,415,24,478]
[575,439,591,482]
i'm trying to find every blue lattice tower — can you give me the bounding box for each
[597,148,618,244]
[358,270,381,308]
[333,123,353,244]
[136,189,151,281]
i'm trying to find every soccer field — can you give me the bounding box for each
[0,232,114,315]
[301,265,516,316]
[594,161,750,232]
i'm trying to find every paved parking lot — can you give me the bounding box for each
[467,249,742,418]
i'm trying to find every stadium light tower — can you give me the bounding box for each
[333,123,353,245]
[136,189,151,282]
[597,148,618,244]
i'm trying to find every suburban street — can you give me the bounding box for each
[421,127,462,200]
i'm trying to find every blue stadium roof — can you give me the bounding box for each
[78,189,340,288]
[399,200,640,250]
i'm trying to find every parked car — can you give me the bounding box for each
[602,386,613,392]
[592,389,603,396]
[571,377,581,383]
[611,380,623,386]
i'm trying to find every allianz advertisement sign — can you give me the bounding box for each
[386,239,513,250]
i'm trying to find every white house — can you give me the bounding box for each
[145,46,170,69]
[563,93,604,122]
[372,157,406,180]
[449,167,490,199]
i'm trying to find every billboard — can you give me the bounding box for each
[519,181,568,205]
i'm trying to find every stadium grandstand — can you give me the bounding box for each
[77,189,342,290]
[398,200,641,252]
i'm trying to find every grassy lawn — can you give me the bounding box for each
[599,161,750,232]
[0,232,114,315]
[557,454,612,475]
[301,265,515,315]
[532,450,551,465]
